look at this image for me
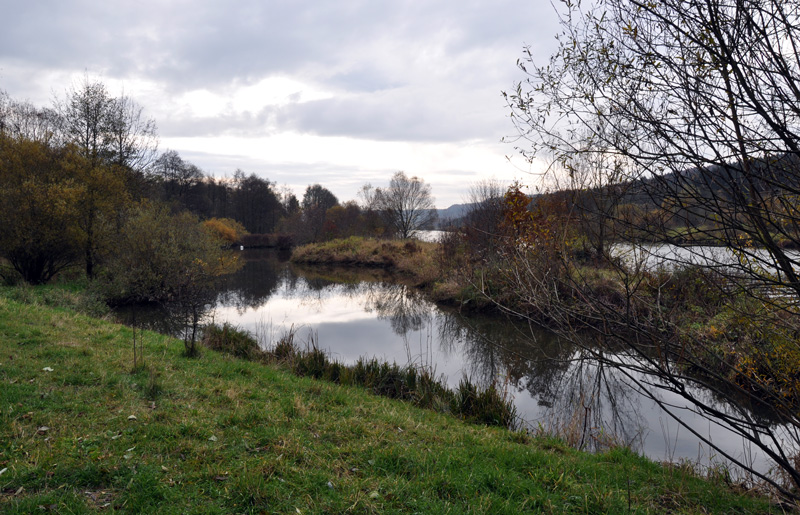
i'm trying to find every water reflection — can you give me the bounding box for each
[217,249,289,311]
[116,249,780,473]
[365,284,430,336]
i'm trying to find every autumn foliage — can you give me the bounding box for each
[0,136,84,284]
[202,217,248,245]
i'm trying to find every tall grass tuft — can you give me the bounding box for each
[453,380,517,429]
[202,322,261,359]
[272,329,299,362]
[205,324,520,430]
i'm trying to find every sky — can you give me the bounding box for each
[0,0,560,208]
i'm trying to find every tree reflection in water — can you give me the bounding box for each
[436,310,647,452]
[216,249,288,312]
[364,283,430,336]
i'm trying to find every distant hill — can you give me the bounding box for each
[435,203,474,227]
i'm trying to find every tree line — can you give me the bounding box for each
[0,78,437,288]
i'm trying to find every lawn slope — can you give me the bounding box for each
[0,292,776,513]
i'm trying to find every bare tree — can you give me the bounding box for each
[0,96,60,145]
[55,76,158,278]
[461,178,507,259]
[152,150,203,200]
[106,93,158,172]
[503,0,800,497]
[0,90,7,133]
[374,171,437,239]
[558,126,632,261]
[56,76,115,166]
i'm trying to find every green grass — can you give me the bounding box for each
[0,289,781,513]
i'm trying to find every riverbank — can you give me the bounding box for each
[290,236,487,311]
[292,238,800,407]
[291,237,442,288]
[0,286,779,513]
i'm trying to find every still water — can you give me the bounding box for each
[124,249,789,477]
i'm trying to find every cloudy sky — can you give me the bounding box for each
[0,0,560,207]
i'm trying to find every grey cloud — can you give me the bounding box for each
[157,108,278,138]
[275,90,506,142]
[2,0,558,93]
[0,0,560,158]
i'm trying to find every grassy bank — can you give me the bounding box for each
[203,323,518,430]
[289,236,505,311]
[0,290,779,513]
[291,237,442,288]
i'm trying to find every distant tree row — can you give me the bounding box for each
[0,78,439,287]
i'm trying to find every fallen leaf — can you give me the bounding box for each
[37,426,50,434]
[127,415,137,421]
[208,435,218,442]
[42,367,53,372]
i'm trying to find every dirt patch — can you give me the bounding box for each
[84,489,114,510]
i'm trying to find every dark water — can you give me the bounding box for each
[119,249,791,477]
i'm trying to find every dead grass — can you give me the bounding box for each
[291,237,441,287]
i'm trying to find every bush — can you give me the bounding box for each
[202,323,260,360]
[202,218,248,245]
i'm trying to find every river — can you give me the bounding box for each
[119,248,793,479]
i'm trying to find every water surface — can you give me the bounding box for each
[121,249,790,477]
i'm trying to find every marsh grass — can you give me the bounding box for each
[256,328,519,430]
[0,289,780,513]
